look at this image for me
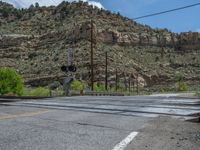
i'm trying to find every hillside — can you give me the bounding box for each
[0,1,200,91]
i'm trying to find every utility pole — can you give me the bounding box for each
[105,51,108,91]
[136,59,139,95]
[90,19,94,91]
[136,72,139,95]
[115,69,118,92]
[129,75,131,93]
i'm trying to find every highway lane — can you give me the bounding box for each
[0,95,199,150]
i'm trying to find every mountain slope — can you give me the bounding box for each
[0,1,200,91]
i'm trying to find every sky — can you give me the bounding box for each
[98,0,200,33]
[2,0,104,9]
[2,0,200,33]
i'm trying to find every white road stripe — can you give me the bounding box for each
[112,132,138,150]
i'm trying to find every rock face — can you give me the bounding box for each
[0,1,200,90]
[176,32,200,50]
[100,29,200,50]
[69,21,200,50]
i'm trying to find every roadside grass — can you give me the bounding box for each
[20,81,197,97]
[175,82,188,92]
[23,87,65,97]
[24,87,50,97]
[71,80,85,92]
[195,88,200,97]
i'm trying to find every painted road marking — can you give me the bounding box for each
[112,131,138,150]
[0,110,49,120]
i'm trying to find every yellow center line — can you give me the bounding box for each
[0,110,49,120]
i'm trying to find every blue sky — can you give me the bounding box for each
[3,0,200,33]
[97,0,200,33]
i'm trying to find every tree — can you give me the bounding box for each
[35,2,40,8]
[0,68,24,96]
[117,12,120,16]
[1,8,10,18]
[29,4,34,9]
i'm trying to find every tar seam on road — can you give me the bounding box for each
[112,131,138,150]
[0,110,49,120]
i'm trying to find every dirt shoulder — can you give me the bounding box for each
[177,93,199,99]
[125,117,200,150]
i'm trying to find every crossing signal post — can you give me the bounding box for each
[61,65,77,73]
[61,48,77,96]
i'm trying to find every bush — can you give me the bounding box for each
[71,80,85,91]
[94,83,105,92]
[28,87,50,97]
[196,92,200,97]
[0,67,24,96]
[195,88,200,97]
[48,81,61,90]
[175,72,183,82]
[175,82,188,92]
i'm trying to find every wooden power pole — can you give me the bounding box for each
[115,69,118,92]
[136,72,139,95]
[129,75,131,93]
[90,20,94,91]
[105,51,108,91]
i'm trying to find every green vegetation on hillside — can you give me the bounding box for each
[0,1,199,92]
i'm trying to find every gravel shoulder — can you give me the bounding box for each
[125,117,200,150]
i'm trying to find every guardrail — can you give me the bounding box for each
[71,91,125,96]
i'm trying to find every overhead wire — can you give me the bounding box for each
[50,0,58,6]
[133,2,200,20]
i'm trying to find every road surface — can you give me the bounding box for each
[0,95,199,150]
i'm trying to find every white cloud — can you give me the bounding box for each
[2,0,104,9]
[88,1,104,9]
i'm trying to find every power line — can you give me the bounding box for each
[50,0,57,5]
[133,2,200,20]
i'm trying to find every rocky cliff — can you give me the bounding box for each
[0,1,200,90]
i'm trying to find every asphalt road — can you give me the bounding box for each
[0,95,199,150]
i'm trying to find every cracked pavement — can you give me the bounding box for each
[0,95,199,150]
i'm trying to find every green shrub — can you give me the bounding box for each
[94,83,105,92]
[48,81,61,90]
[175,72,183,82]
[71,80,85,91]
[175,82,188,92]
[0,67,24,96]
[195,88,200,97]
[28,87,50,97]
[196,92,200,97]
